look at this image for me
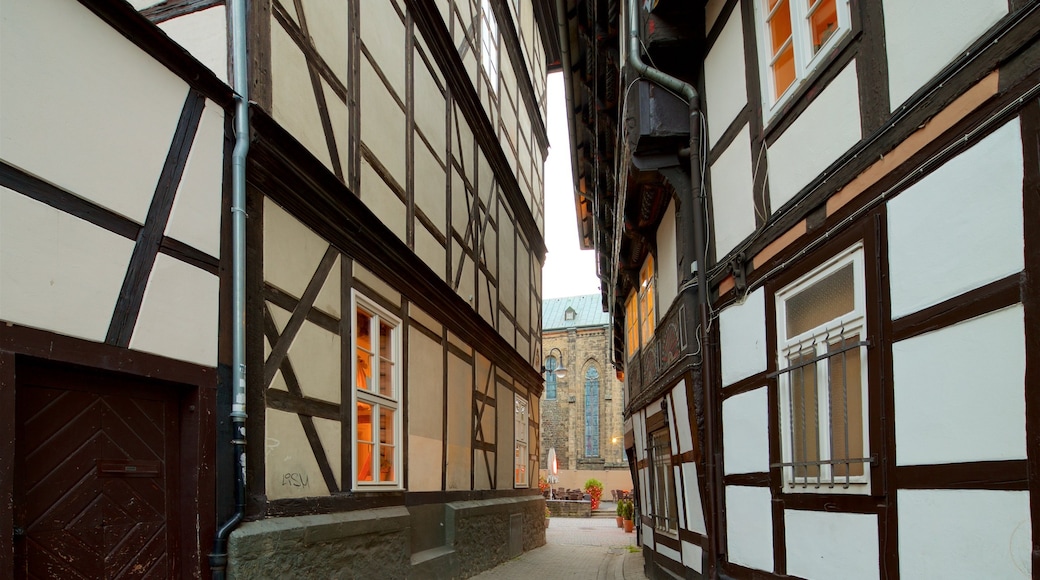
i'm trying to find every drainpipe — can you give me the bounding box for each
[210,0,249,577]
[623,0,721,576]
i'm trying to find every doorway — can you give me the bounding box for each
[13,360,181,578]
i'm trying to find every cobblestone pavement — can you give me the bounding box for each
[470,505,647,580]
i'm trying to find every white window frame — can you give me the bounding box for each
[775,243,869,494]
[755,0,852,119]
[351,290,402,491]
[648,428,678,534]
[480,0,500,95]
[514,393,529,488]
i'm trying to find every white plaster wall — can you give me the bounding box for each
[360,0,406,100]
[414,139,447,235]
[671,380,693,454]
[313,256,342,319]
[266,408,331,498]
[719,287,767,386]
[408,330,444,491]
[130,254,219,367]
[899,489,1032,579]
[271,23,333,171]
[165,101,224,259]
[264,198,331,299]
[300,0,348,81]
[355,263,401,307]
[657,541,682,565]
[722,387,769,475]
[682,541,703,574]
[0,0,188,224]
[446,352,473,489]
[0,188,134,342]
[887,119,1024,318]
[767,63,862,211]
[785,510,879,580]
[884,0,1006,109]
[268,307,341,404]
[682,462,707,535]
[704,7,747,148]
[657,200,679,310]
[725,485,773,571]
[674,464,687,530]
[710,124,757,259]
[893,305,1025,466]
[157,6,229,83]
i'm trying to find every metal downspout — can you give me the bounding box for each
[623,0,720,576]
[210,0,249,577]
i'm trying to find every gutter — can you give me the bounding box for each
[622,0,722,576]
[210,0,249,576]
[554,0,590,252]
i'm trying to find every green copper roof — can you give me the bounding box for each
[542,294,608,330]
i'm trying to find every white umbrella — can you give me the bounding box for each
[546,448,559,497]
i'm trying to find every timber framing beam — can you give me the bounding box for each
[249,106,544,394]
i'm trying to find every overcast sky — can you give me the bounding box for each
[541,72,602,300]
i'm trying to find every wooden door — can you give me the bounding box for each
[13,362,180,578]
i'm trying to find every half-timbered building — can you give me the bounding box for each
[1,0,556,577]
[560,0,1040,578]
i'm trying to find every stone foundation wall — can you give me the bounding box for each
[449,496,546,577]
[227,496,546,579]
[227,507,411,579]
[546,499,591,517]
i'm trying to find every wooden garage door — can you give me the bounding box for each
[13,362,180,579]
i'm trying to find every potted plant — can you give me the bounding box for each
[583,478,604,511]
[615,500,624,528]
[545,505,551,528]
[620,499,634,533]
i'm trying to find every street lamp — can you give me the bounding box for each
[546,347,568,380]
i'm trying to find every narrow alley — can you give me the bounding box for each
[472,502,648,580]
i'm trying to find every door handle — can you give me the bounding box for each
[13,526,25,539]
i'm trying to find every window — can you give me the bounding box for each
[625,255,657,360]
[564,307,577,321]
[544,356,558,400]
[352,291,401,489]
[514,394,529,487]
[649,428,677,533]
[584,366,600,457]
[774,244,869,493]
[480,0,499,94]
[758,0,850,110]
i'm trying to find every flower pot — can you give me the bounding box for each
[616,516,623,528]
[545,518,550,529]
[623,518,634,533]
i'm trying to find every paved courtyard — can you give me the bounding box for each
[470,505,647,580]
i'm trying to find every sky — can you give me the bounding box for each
[541,72,602,300]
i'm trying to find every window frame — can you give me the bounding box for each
[774,243,870,494]
[625,254,657,360]
[514,393,529,488]
[480,0,500,95]
[584,365,600,457]
[648,427,678,534]
[755,0,852,119]
[351,290,403,491]
[544,355,558,400]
